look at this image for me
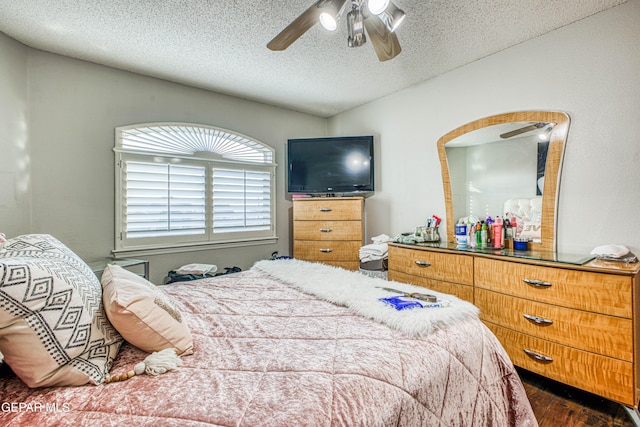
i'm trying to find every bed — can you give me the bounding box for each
[0,235,537,426]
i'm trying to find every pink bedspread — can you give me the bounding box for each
[1,268,537,426]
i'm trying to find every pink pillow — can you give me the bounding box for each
[101,265,193,355]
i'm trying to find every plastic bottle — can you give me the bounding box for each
[480,221,487,248]
[485,216,493,245]
[493,216,503,248]
[504,218,513,242]
[455,219,467,246]
[469,223,477,248]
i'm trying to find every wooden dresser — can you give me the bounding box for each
[292,197,363,270]
[388,243,640,408]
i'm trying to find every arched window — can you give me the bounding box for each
[113,123,276,255]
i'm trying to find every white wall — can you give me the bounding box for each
[1,40,327,282]
[0,33,30,235]
[329,0,640,256]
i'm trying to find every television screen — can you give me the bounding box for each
[287,136,374,195]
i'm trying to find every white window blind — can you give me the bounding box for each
[213,169,272,234]
[114,123,276,254]
[125,161,206,238]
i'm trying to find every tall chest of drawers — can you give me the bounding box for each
[388,243,640,408]
[292,197,364,270]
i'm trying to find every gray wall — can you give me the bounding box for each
[0,33,327,282]
[329,0,640,256]
[0,34,30,236]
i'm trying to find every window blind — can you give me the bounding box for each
[125,161,206,238]
[212,168,271,234]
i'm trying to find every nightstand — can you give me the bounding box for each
[88,258,150,280]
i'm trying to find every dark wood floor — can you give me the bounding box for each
[518,368,635,427]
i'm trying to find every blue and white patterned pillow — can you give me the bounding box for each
[0,234,123,387]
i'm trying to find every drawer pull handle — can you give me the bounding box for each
[320,248,333,253]
[414,260,431,267]
[319,228,332,233]
[522,278,552,288]
[319,208,333,212]
[523,349,553,363]
[523,314,553,325]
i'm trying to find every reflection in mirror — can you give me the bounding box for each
[438,111,570,253]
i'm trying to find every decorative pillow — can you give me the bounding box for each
[101,264,193,356]
[0,234,123,387]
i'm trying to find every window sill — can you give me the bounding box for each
[112,237,278,258]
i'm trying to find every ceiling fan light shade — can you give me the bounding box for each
[319,12,338,30]
[347,9,366,47]
[318,0,348,31]
[538,125,554,141]
[367,0,389,15]
[377,2,406,32]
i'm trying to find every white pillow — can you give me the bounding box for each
[101,265,193,356]
[0,234,123,387]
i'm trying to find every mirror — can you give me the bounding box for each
[437,111,570,253]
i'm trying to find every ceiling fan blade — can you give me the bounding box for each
[267,1,325,51]
[499,123,545,139]
[362,11,401,61]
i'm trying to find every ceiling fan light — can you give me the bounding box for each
[538,125,554,141]
[318,0,348,31]
[319,12,338,31]
[378,2,406,32]
[367,0,389,15]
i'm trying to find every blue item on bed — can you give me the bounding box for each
[379,296,425,310]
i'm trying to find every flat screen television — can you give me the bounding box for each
[287,136,374,195]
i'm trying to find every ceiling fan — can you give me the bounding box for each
[267,0,406,62]
[499,123,547,139]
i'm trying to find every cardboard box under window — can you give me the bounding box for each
[359,258,388,280]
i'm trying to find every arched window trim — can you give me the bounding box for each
[113,123,277,257]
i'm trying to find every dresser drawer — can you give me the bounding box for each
[389,270,474,303]
[293,199,363,221]
[293,220,362,241]
[294,240,361,262]
[476,289,632,361]
[388,245,473,286]
[487,322,634,405]
[475,258,632,317]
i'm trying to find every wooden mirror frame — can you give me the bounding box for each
[437,111,570,253]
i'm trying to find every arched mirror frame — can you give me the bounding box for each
[437,111,570,253]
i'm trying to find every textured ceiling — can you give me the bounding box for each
[0,0,626,117]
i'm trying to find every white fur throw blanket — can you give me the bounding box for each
[252,259,479,337]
